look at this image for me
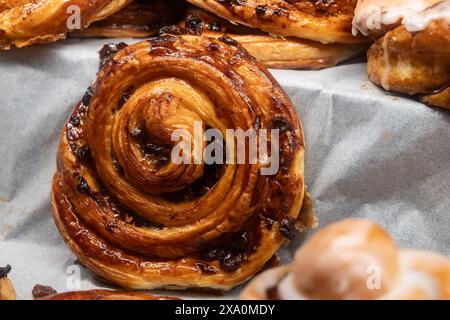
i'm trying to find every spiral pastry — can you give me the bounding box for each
[186,0,365,44]
[162,7,366,69]
[0,0,132,50]
[37,289,178,300]
[353,0,450,109]
[241,219,450,300]
[52,35,315,290]
[73,0,185,38]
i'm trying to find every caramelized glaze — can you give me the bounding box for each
[51,35,315,290]
[0,0,132,50]
[161,6,367,69]
[186,0,366,44]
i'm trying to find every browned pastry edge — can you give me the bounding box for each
[219,34,365,70]
[51,35,314,291]
[162,8,366,70]
[52,177,288,290]
[37,289,179,300]
[0,0,133,50]
[186,0,366,44]
[422,88,450,110]
[367,20,450,109]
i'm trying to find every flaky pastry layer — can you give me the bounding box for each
[52,35,314,291]
[163,7,366,69]
[186,0,366,44]
[0,0,132,50]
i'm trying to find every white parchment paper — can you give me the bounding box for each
[0,38,449,300]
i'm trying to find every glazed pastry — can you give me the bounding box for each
[0,265,16,300]
[241,219,450,300]
[186,0,366,44]
[37,289,178,300]
[162,8,366,69]
[0,0,132,50]
[73,0,185,38]
[353,0,450,109]
[51,35,316,291]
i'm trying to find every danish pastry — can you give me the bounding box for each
[51,35,316,291]
[353,0,450,109]
[241,219,450,300]
[162,7,366,69]
[186,0,365,44]
[0,0,132,50]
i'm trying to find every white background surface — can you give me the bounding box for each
[1,38,449,299]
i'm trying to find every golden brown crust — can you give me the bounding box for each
[37,289,178,300]
[51,35,312,291]
[164,7,366,69]
[422,88,450,110]
[367,20,450,108]
[73,0,184,39]
[222,34,365,69]
[0,0,132,50]
[186,0,366,44]
[0,266,16,300]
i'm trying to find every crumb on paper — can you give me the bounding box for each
[361,81,371,90]
[32,284,57,298]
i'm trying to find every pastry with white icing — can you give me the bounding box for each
[240,219,450,300]
[353,0,450,109]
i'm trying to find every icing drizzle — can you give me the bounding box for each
[353,0,450,36]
